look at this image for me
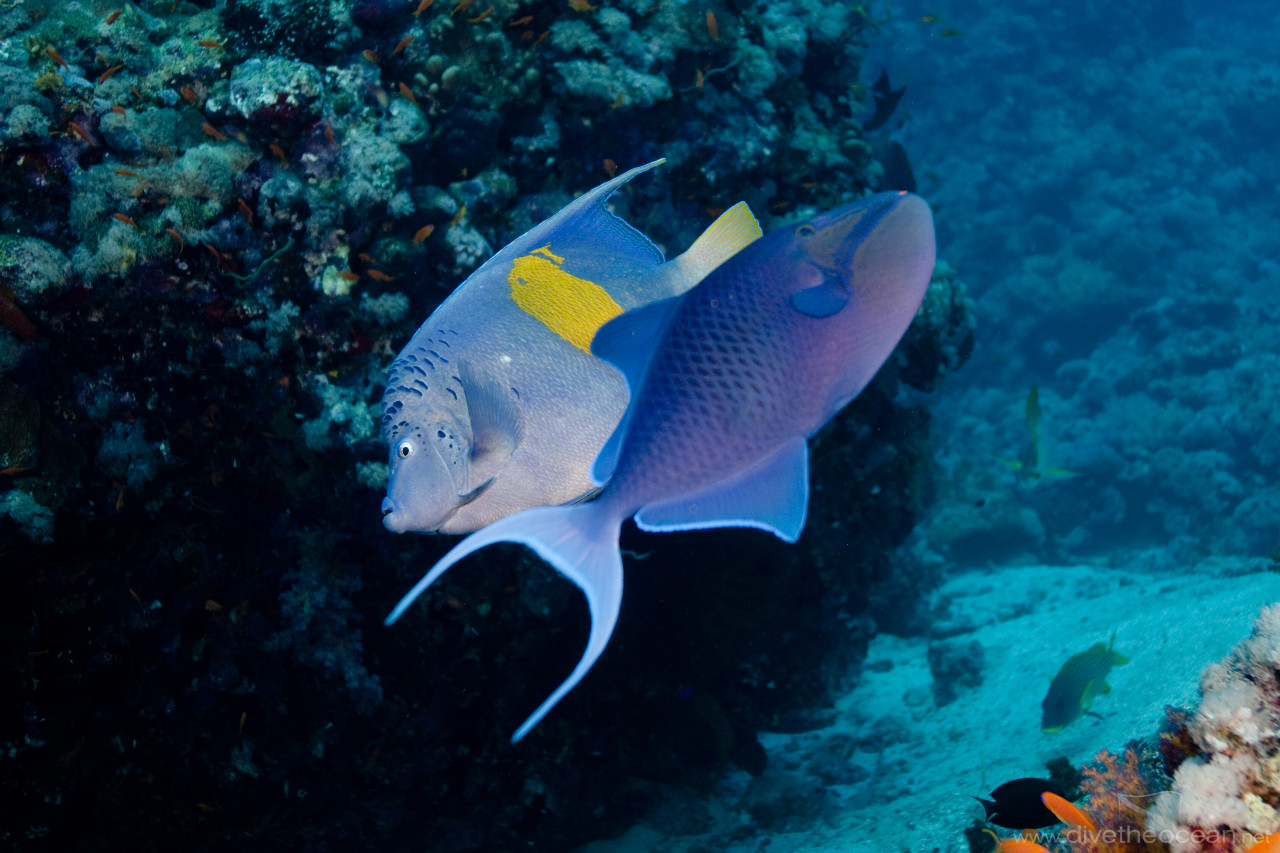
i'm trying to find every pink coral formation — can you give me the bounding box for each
[1143,605,1280,853]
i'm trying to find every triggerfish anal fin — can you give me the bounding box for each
[633,437,810,542]
[384,501,626,743]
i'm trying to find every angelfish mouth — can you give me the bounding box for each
[381,497,397,519]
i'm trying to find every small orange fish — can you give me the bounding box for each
[362,49,379,63]
[180,85,200,104]
[323,123,336,145]
[112,213,137,227]
[414,0,435,16]
[398,81,418,105]
[983,830,1051,853]
[706,10,719,42]
[468,3,494,22]
[198,39,224,49]
[110,104,126,114]
[0,293,37,342]
[105,10,123,24]
[239,711,247,734]
[506,15,532,26]
[602,158,618,177]
[1245,833,1280,853]
[339,271,360,282]
[568,0,595,10]
[45,46,69,70]
[68,121,99,145]
[97,64,124,84]
[166,228,185,251]
[237,198,254,225]
[921,14,941,23]
[357,253,377,264]
[1,465,34,477]
[367,269,394,282]
[205,599,223,612]
[115,168,143,178]
[449,204,467,227]
[201,122,227,141]
[391,35,413,57]
[695,68,704,88]
[451,0,475,16]
[268,143,287,163]
[412,223,435,244]
[1040,792,1095,831]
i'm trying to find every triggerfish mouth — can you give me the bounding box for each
[385,189,936,742]
[379,160,762,536]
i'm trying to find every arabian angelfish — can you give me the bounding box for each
[380,160,761,534]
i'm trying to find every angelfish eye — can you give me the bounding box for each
[796,224,817,238]
[397,440,414,459]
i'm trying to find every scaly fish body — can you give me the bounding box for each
[386,190,936,741]
[380,160,761,534]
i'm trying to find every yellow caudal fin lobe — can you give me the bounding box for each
[660,201,762,296]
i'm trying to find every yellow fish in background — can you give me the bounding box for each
[380,160,761,535]
[996,386,1081,482]
[1041,632,1129,732]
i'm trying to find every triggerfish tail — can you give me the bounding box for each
[384,502,625,742]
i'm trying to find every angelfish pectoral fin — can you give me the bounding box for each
[384,502,625,743]
[457,360,523,471]
[456,476,494,506]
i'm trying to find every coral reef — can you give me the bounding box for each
[0,0,973,849]
[1144,605,1280,853]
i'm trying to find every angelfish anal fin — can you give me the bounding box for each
[633,436,810,542]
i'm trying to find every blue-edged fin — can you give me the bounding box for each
[384,502,625,743]
[507,160,669,276]
[634,436,810,542]
[589,295,683,484]
[791,274,852,318]
[654,201,761,297]
[458,360,523,474]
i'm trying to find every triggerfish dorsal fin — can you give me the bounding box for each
[589,294,683,485]
[384,501,625,743]
[634,436,810,542]
[657,201,762,297]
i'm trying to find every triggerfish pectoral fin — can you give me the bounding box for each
[384,502,625,742]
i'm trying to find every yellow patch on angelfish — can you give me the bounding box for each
[508,247,623,353]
